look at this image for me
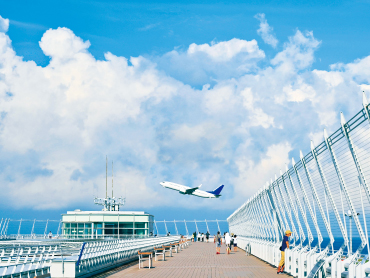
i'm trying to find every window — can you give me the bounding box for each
[135,222,146,229]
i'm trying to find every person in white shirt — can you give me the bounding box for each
[225,232,231,254]
[233,235,238,251]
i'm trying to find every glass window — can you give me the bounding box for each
[121,229,133,235]
[135,229,145,235]
[105,223,118,228]
[63,223,70,228]
[135,222,146,229]
[85,223,92,228]
[71,223,77,228]
[78,223,84,228]
[95,223,102,228]
[119,223,133,228]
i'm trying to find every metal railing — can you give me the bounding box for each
[153,220,228,236]
[228,92,370,278]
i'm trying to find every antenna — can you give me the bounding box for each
[106,156,107,199]
[112,161,114,199]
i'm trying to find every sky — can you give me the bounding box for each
[0,0,370,222]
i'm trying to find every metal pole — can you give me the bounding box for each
[205,219,209,233]
[174,220,178,235]
[154,220,159,235]
[358,176,370,256]
[324,128,366,256]
[57,220,62,236]
[216,219,220,233]
[310,141,348,251]
[164,220,168,235]
[17,219,22,237]
[184,220,189,236]
[31,219,36,236]
[44,219,49,238]
[195,220,199,233]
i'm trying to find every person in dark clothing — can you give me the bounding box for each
[278,230,291,274]
[206,231,210,243]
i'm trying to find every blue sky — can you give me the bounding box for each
[0,0,370,222]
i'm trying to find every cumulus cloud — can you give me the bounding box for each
[0,16,9,33]
[0,14,369,212]
[255,13,278,48]
[154,38,265,86]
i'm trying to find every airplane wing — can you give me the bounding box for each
[184,184,202,194]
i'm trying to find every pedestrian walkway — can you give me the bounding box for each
[97,241,291,278]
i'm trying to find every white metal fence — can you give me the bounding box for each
[228,93,370,278]
[153,220,228,236]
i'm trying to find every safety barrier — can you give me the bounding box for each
[228,92,370,278]
[50,236,181,277]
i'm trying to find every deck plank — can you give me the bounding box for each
[98,241,290,278]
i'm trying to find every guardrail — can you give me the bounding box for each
[50,236,181,277]
[228,92,370,278]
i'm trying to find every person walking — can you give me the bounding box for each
[193,231,196,242]
[206,231,210,243]
[278,230,291,274]
[225,232,231,254]
[215,231,221,254]
[233,235,238,251]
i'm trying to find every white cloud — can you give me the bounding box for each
[0,16,9,33]
[155,38,265,86]
[187,38,264,62]
[0,14,370,212]
[254,13,278,48]
[233,142,292,197]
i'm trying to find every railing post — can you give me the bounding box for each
[184,220,189,236]
[205,219,209,233]
[164,220,168,235]
[154,220,159,235]
[285,166,311,245]
[310,141,348,253]
[44,219,49,238]
[300,150,333,250]
[324,128,366,255]
[292,157,323,249]
[17,218,22,238]
[216,219,220,233]
[31,219,36,237]
[57,220,62,237]
[194,220,199,234]
[174,220,178,235]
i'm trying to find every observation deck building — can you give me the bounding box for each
[61,210,154,238]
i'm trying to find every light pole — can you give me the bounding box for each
[345,209,360,255]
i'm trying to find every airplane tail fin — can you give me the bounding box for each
[207,185,224,196]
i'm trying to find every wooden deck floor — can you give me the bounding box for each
[97,241,291,278]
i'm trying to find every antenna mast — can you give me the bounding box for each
[106,156,107,199]
[94,157,125,211]
[112,161,114,198]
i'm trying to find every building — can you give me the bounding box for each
[61,210,154,238]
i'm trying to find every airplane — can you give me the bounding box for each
[160,181,224,198]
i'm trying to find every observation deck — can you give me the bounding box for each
[95,241,289,278]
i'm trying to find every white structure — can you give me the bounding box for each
[62,210,154,238]
[228,92,370,278]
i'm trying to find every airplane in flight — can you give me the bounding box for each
[160,181,224,198]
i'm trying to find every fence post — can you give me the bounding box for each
[174,220,178,235]
[184,220,189,236]
[17,218,22,238]
[57,220,62,237]
[164,220,168,235]
[44,219,49,238]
